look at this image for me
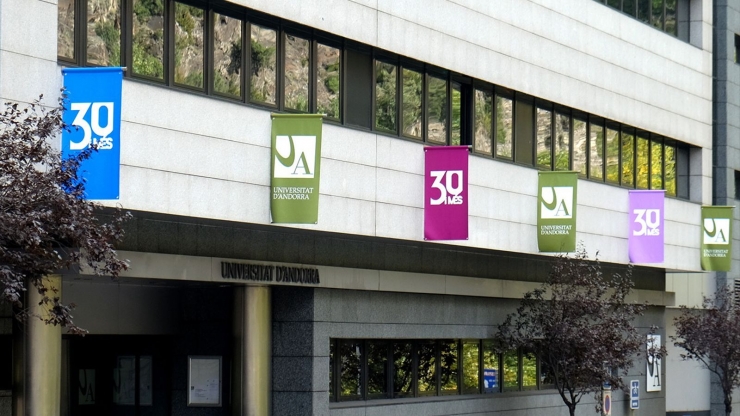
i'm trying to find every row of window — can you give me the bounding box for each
[58,0,690,198]
[329,339,553,402]
[593,0,682,38]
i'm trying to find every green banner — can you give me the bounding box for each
[701,206,734,271]
[270,114,323,223]
[537,171,578,252]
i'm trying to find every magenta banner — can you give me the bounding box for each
[629,190,665,263]
[424,146,469,240]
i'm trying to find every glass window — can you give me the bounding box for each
[451,82,462,145]
[536,107,552,170]
[440,340,459,395]
[482,341,499,393]
[417,341,437,396]
[607,0,620,9]
[515,98,534,166]
[605,126,620,184]
[677,145,689,199]
[87,0,121,66]
[651,138,663,190]
[540,356,555,388]
[132,0,164,80]
[339,340,363,400]
[330,340,335,400]
[402,68,423,139]
[174,2,205,88]
[623,0,636,16]
[250,24,277,104]
[573,117,587,176]
[317,43,341,119]
[58,0,75,60]
[393,343,413,398]
[665,142,677,196]
[554,112,571,171]
[495,95,513,159]
[375,60,397,132]
[665,0,677,35]
[521,350,537,390]
[284,34,310,111]
[589,119,604,180]
[621,129,635,187]
[638,0,650,23]
[474,88,493,155]
[345,48,372,128]
[212,12,241,96]
[652,0,664,30]
[367,342,388,399]
[636,134,650,189]
[503,350,519,391]
[427,75,448,144]
[462,341,480,394]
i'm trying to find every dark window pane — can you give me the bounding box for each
[417,341,437,396]
[345,49,372,128]
[58,0,75,60]
[554,112,571,171]
[607,0,620,9]
[651,139,663,189]
[573,117,587,176]
[451,82,462,145]
[340,341,363,400]
[515,99,534,165]
[636,135,650,189]
[638,0,650,23]
[375,60,397,132]
[213,13,241,95]
[495,95,513,159]
[621,130,635,187]
[665,143,676,196]
[589,120,604,180]
[474,88,493,155]
[536,107,552,169]
[317,44,341,119]
[174,2,204,88]
[540,356,555,388]
[652,0,664,30]
[133,0,164,79]
[87,0,121,66]
[367,342,388,399]
[677,145,689,199]
[462,342,480,394]
[522,351,537,389]
[402,68,423,139]
[284,34,310,111]
[330,340,335,401]
[250,24,277,104]
[482,342,499,393]
[427,75,448,144]
[503,350,519,391]
[606,127,619,183]
[393,343,413,398]
[440,340,459,395]
[623,0,636,16]
[665,0,677,35]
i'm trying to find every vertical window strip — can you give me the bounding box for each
[495,95,514,159]
[58,0,76,61]
[402,67,424,139]
[317,43,341,119]
[133,0,165,80]
[87,0,122,66]
[375,60,398,133]
[474,88,493,155]
[554,112,571,171]
[536,107,552,170]
[212,12,242,97]
[605,126,620,183]
[427,75,449,144]
[250,23,278,105]
[573,117,588,176]
[284,33,310,111]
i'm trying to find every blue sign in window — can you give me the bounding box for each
[483,369,497,389]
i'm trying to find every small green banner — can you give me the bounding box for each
[537,171,578,252]
[270,114,323,223]
[701,206,734,271]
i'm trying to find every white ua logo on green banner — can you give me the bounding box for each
[537,172,577,252]
[700,206,734,271]
[540,186,573,219]
[274,135,317,178]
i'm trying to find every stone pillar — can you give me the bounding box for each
[233,286,271,416]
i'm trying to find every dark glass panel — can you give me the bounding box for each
[250,24,277,104]
[665,0,677,35]
[344,48,372,128]
[589,120,604,180]
[440,340,459,395]
[482,341,499,393]
[367,342,388,399]
[133,0,165,80]
[651,139,663,189]
[636,135,650,189]
[58,0,75,60]
[174,2,204,88]
[329,340,335,401]
[212,13,241,95]
[495,95,513,158]
[573,117,587,176]
[417,341,437,396]
[462,341,480,394]
[607,0,621,9]
[515,99,534,166]
[536,107,552,169]
[393,343,413,398]
[638,0,650,23]
[317,44,341,119]
[339,341,362,400]
[540,356,555,387]
[605,126,619,183]
[522,351,537,389]
[623,0,636,16]
[402,68,423,139]
[451,82,462,145]
[284,34,310,111]
[87,0,121,66]
[677,145,689,199]
[554,112,571,171]
[665,143,676,196]
[621,130,635,187]
[375,60,397,132]
[652,0,664,30]
[427,75,448,144]
[503,350,519,391]
[474,88,493,155]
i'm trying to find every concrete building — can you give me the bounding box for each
[0,0,720,414]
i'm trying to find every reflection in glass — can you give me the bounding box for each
[367,342,388,398]
[651,139,663,190]
[522,351,537,389]
[213,13,242,96]
[621,130,635,187]
[536,108,552,169]
[515,99,534,166]
[375,60,397,132]
[605,127,619,183]
[58,0,75,60]
[652,0,664,30]
[139,356,153,405]
[573,118,587,176]
[636,135,649,189]
[638,0,650,23]
[440,340,458,395]
[87,0,121,66]
[250,25,277,104]
[462,342,480,393]
[133,0,164,79]
[340,341,362,400]
[284,34,310,111]
[496,95,513,158]
[417,341,437,396]
[623,0,636,16]
[474,89,493,154]
[402,68,423,139]
[589,121,604,180]
[427,76,448,144]
[665,144,676,196]
[174,2,204,88]
[554,112,571,171]
[482,341,499,393]
[451,83,462,145]
[607,0,620,9]
[665,0,677,36]
[317,44,341,119]
[503,350,519,390]
[393,343,413,398]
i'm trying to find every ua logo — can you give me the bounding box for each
[69,102,115,150]
[429,170,464,206]
[274,135,316,178]
[704,218,730,245]
[633,209,661,236]
[540,186,573,219]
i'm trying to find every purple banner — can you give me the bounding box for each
[424,146,469,240]
[629,190,665,263]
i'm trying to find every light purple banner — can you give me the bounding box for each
[424,146,469,240]
[629,190,665,263]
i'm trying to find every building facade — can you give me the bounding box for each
[0,0,719,415]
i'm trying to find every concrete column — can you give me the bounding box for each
[233,286,272,416]
[13,275,62,416]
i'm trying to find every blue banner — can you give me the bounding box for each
[62,67,123,200]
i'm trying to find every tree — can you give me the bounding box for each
[497,247,652,416]
[0,95,130,334]
[672,285,740,416]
